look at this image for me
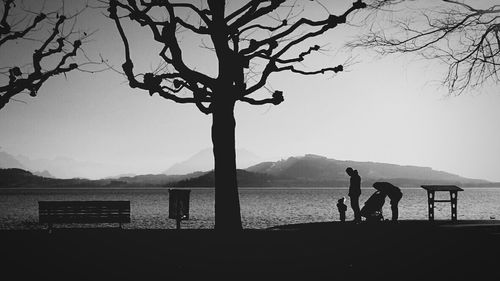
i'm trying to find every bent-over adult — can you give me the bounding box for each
[373,182,403,221]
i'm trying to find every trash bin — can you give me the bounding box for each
[168,189,190,229]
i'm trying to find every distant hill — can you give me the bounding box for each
[175,170,276,187]
[0,168,203,188]
[104,172,205,187]
[164,148,264,175]
[105,173,137,179]
[0,168,90,188]
[245,154,490,187]
[168,154,497,188]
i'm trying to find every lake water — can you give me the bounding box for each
[1,187,499,229]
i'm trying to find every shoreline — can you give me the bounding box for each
[2,186,500,190]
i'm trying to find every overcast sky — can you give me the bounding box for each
[1,0,499,181]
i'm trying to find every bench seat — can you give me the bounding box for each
[39,200,130,230]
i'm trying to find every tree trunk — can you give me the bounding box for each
[212,99,242,230]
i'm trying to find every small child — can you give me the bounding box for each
[336,197,347,222]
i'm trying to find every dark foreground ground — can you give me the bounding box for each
[1,220,499,281]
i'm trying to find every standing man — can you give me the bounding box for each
[373,182,403,221]
[346,167,361,222]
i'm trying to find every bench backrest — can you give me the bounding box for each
[39,200,130,224]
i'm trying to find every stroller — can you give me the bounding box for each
[360,191,386,222]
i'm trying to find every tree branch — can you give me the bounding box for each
[239,90,283,105]
[108,0,216,112]
[276,64,343,75]
[0,9,46,46]
[170,2,212,25]
[350,0,500,94]
[240,1,366,56]
[241,1,366,99]
[0,0,93,110]
[229,0,286,30]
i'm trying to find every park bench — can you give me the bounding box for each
[38,200,130,231]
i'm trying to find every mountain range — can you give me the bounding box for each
[175,154,492,187]
[163,148,264,175]
[0,151,55,178]
[1,153,497,188]
[0,148,264,179]
[0,151,25,169]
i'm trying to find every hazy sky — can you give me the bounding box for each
[1,0,499,181]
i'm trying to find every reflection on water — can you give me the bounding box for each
[0,187,499,229]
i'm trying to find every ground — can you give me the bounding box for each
[1,220,499,281]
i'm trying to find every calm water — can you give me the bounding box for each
[0,187,499,229]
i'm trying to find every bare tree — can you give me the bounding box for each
[108,0,368,230]
[0,0,93,110]
[350,0,500,94]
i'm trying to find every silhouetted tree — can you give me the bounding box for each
[350,0,500,94]
[108,0,368,230]
[0,0,92,110]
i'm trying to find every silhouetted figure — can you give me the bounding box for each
[373,182,403,221]
[336,197,347,222]
[346,167,361,222]
[360,191,386,221]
